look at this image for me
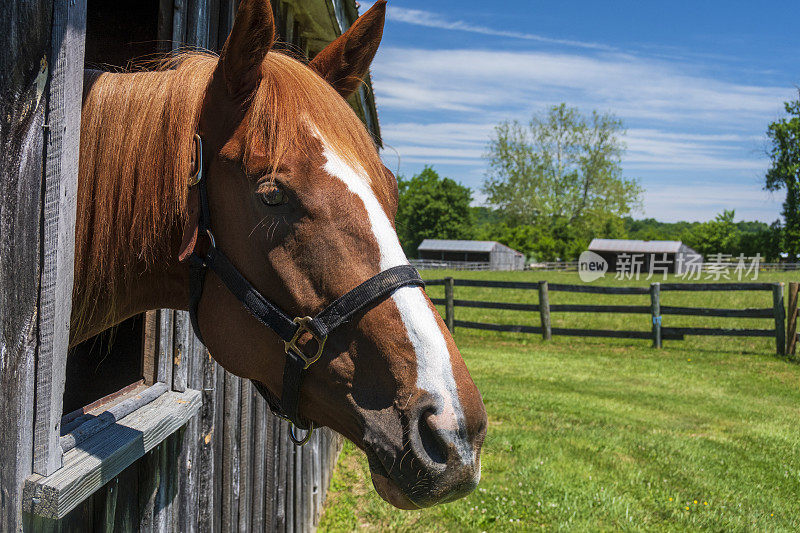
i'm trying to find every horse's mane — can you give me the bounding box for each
[74,51,386,330]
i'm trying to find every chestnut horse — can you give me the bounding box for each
[72,0,486,509]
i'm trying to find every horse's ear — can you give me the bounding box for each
[309,0,386,98]
[220,0,276,100]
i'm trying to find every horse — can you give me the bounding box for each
[71,0,487,509]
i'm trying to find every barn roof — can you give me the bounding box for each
[589,239,687,254]
[418,239,523,255]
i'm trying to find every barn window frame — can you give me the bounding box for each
[23,0,201,521]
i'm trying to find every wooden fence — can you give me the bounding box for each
[428,278,788,355]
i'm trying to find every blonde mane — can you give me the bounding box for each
[74,51,386,330]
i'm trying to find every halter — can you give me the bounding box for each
[180,134,424,445]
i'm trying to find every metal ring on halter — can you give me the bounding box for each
[289,422,315,446]
[188,133,203,187]
[205,228,216,248]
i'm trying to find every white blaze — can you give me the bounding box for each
[319,139,472,464]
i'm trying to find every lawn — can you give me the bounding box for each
[318,271,800,531]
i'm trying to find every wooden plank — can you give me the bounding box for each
[137,442,159,533]
[453,320,542,334]
[547,283,649,295]
[157,0,175,53]
[661,327,776,338]
[774,283,786,356]
[158,310,174,385]
[660,282,774,291]
[444,277,455,332]
[788,282,798,356]
[454,279,542,290]
[24,389,201,519]
[33,0,86,477]
[550,328,684,340]
[432,298,539,312]
[142,311,159,385]
[186,0,210,47]
[172,0,188,48]
[61,380,147,434]
[424,279,445,286]
[251,394,267,532]
[549,304,651,314]
[198,350,217,533]
[650,283,661,349]
[221,372,241,532]
[212,366,226,533]
[538,281,551,341]
[238,380,254,533]
[264,416,278,532]
[172,310,190,392]
[60,383,169,453]
[0,0,52,527]
[660,306,774,318]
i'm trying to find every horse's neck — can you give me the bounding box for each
[71,69,191,346]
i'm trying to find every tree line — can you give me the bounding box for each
[397,99,800,263]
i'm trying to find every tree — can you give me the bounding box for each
[482,103,642,259]
[395,167,473,256]
[765,92,800,259]
[483,104,641,225]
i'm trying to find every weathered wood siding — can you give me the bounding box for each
[2,1,348,531]
[1,1,53,530]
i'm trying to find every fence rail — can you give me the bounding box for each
[427,278,789,355]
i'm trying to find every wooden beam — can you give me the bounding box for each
[24,389,201,520]
[788,282,798,356]
[33,0,86,477]
[0,1,53,528]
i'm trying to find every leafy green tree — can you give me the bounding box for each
[483,103,642,234]
[766,92,800,258]
[395,167,473,256]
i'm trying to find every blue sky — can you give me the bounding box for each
[360,1,800,222]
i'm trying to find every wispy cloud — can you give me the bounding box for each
[379,5,614,51]
[361,5,793,221]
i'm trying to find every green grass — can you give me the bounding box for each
[318,271,800,531]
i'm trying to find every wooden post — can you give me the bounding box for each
[538,281,552,340]
[774,282,786,356]
[788,282,798,356]
[444,277,455,333]
[650,282,662,348]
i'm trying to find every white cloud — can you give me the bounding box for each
[380,5,613,51]
[643,183,782,222]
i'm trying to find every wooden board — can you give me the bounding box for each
[33,0,87,477]
[24,389,201,520]
[0,1,53,529]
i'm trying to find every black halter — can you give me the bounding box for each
[182,135,424,445]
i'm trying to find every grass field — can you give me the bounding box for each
[318,271,800,531]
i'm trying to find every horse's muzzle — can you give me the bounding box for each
[364,393,487,509]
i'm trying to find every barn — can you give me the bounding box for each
[588,239,703,274]
[417,239,526,270]
[1,1,378,531]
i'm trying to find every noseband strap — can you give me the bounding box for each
[181,135,425,444]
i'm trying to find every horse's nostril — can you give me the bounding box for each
[418,411,448,465]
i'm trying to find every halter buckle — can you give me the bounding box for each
[284,316,327,369]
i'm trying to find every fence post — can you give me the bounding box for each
[773,282,786,356]
[650,282,661,348]
[444,277,455,333]
[538,281,552,340]
[788,282,798,356]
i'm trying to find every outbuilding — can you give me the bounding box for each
[588,239,702,274]
[417,239,526,270]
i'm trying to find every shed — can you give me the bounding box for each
[418,239,526,270]
[588,239,702,274]
[1,1,376,531]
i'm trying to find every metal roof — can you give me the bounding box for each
[588,239,686,254]
[417,239,522,255]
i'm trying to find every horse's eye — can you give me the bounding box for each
[259,186,286,206]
